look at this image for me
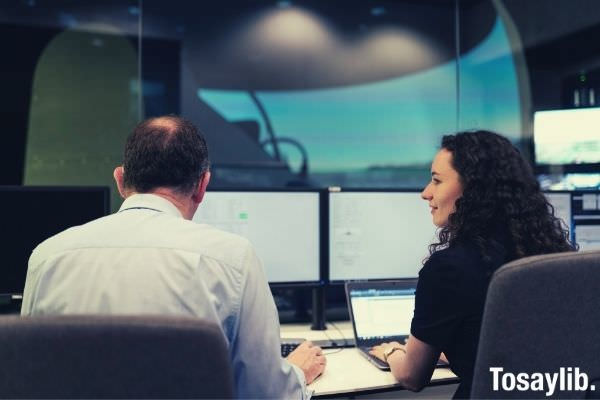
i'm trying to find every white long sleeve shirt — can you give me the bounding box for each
[21,193,310,399]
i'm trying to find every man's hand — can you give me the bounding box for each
[286,341,326,384]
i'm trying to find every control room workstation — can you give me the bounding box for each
[3,186,600,396]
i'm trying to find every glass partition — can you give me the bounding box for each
[141,0,458,189]
[458,0,600,190]
[1,0,141,211]
[4,0,600,204]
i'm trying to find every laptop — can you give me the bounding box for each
[345,280,417,370]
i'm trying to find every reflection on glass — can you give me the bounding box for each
[198,15,520,188]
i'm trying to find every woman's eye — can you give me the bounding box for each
[432,178,441,184]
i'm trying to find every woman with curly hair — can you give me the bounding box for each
[370,130,575,399]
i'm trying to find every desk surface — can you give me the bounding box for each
[280,322,458,396]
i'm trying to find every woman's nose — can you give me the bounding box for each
[421,183,432,200]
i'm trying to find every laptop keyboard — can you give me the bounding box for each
[360,346,390,369]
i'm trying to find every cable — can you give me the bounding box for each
[323,347,344,356]
[322,326,334,343]
[329,321,350,347]
[321,322,350,355]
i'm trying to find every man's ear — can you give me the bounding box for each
[113,166,127,199]
[192,171,211,204]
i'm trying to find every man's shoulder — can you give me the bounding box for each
[28,216,107,267]
[30,213,256,272]
[177,219,254,260]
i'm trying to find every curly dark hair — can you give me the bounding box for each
[122,115,210,195]
[429,130,576,268]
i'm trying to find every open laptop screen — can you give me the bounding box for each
[349,287,415,342]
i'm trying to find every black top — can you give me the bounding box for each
[410,241,507,399]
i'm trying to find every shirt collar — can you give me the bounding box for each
[118,193,184,219]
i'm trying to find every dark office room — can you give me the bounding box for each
[1,0,600,398]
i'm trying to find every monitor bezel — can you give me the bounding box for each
[0,185,110,213]
[534,163,600,175]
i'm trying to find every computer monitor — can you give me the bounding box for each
[192,190,322,285]
[328,189,436,282]
[544,190,600,250]
[534,108,600,165]
[571,191,600,251]
[1,186,110,296]
[544,191,573,236]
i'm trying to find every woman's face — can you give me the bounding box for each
[421,149,463,227]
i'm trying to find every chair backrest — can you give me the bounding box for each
[471,250,600,399]
[0,315,234,399]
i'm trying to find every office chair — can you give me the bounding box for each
[0,315,234,399]
[471,250,600,399]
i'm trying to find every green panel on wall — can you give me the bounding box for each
[24,29,140,212]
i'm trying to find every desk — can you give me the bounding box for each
[281,322,459,397]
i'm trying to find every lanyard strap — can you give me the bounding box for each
[119,206,162,213]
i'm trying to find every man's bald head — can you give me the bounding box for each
[121,115,210,195]
[146,116,178,132]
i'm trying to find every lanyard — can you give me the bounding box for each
[119,207,162,213]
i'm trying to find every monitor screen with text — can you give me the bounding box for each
[544,192,572,234]
[350,288,415,340]
[329,191,436,281]
[572,192,600,251]
[193,191,320,284]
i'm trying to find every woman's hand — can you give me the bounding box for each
[369,341,405,362]
[369,336,440,392]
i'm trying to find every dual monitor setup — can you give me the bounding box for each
[193,188,437,286]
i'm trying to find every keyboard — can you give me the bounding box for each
[280,341,301,357]
[280,337,355,356]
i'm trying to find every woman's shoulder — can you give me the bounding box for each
[418,241,492,298]
[420,242,486,278]
[427,241,480,265]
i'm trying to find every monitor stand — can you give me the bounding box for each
[310,287,326,330]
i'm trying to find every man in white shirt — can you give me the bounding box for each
[21,115,325,399]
